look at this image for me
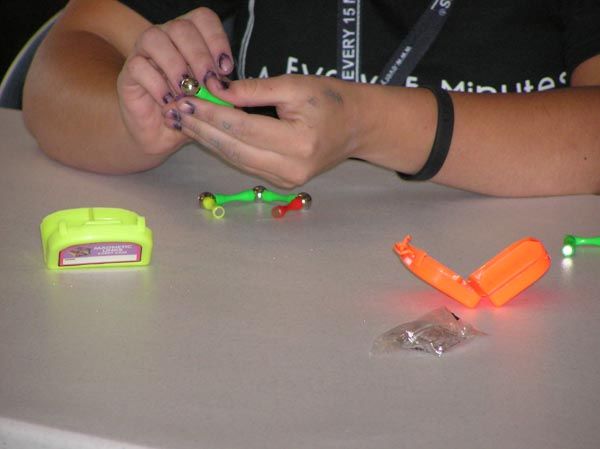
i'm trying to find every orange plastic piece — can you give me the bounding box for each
[271,197,303,218]
[393,235,551,307]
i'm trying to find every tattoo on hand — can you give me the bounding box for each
[307,96,319,107]
[222,121,232,130]
[324,88,343,105]
[209,138,221,150]
[223,147,241,163]
[208,138,241,163]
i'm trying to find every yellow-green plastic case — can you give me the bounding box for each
[40,207,153,269]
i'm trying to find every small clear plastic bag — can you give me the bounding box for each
[371,307,485,357]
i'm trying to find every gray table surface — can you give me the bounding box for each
[1,107,599,449]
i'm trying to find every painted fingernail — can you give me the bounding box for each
[218,53,233,73]
[166,109,181,121]
[218,78,230,90]
[163,93,175,104]
[180,101,195,115]
[203,70,217,85]
[172,121,182,131]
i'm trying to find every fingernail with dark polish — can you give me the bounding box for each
[163,93,175,104]
[174,94,185,101]
[203,70,217,85]
[166,109,181,121]
[219,79,230,90]
[180,101,195,115]
[172,121,182,131]
[218,53,233,73]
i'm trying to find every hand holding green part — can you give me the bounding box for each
[562,234,600,256]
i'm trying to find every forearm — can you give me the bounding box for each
[22,29,167,174]
[356,85,600,197]
[441,87,600,196]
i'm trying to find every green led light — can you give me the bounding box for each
[202,197,225,219]
[562,245,574,257]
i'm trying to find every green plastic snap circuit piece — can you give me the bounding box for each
[260,190,297,204]
[214,186,297,204]
[562,234,600,257]
[213,188,296,205]
[180,76,233,107]
[40,207,153,269]
[214,190,256,205]
[198,187,310,219]
[195,85,233,108]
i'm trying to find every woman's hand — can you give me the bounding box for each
[117,7,235,159]
[165,75,364,187]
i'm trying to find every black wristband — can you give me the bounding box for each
[398,86,454,181]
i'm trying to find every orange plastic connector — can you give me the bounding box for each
[393,235,551,307]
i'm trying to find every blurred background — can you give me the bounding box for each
[0,0,67,79]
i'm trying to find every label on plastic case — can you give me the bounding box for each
[59,242,142,266]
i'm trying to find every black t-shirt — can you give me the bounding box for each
[118,0,600,93]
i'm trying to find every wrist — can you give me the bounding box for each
[397,86,454,181]
[352,85,438,174]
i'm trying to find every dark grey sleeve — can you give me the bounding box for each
[117,0,241,24]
